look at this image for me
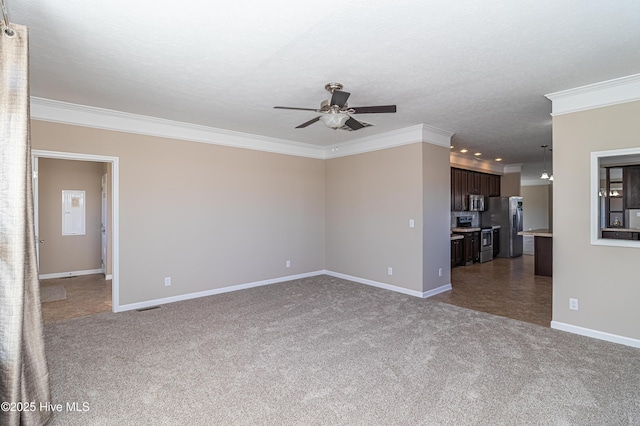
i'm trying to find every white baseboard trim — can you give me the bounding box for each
[551,321,640,348]
[423,283,453,298]
[105,274,113,280]
[39,269,103,280]
[324,270,451,299]
[117,270,325,312]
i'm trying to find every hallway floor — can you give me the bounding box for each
[40,274,112,324]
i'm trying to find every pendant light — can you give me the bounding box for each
[540,145,550,180]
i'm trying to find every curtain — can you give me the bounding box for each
[1,23,52,426]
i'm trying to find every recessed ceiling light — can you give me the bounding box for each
[460,149,468,153]
[495,158,502,162]
[474,152,482,156]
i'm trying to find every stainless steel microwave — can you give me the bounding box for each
[468,194,485,211]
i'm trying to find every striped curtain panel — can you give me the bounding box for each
[0,23,52,426]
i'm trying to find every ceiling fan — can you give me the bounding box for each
[274,82,397,131]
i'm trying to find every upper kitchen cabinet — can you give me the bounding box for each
[607,167,624,227]
[624,165,640,209]
[467,171,481,195]
[451,168,468,211]
[480,173,490,196]
[451,167,501,211]
[488,174,501,197]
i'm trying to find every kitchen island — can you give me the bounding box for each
[518,229,552,277]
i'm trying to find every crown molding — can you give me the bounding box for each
[503,164,523,173]
[30,97,454,160]
[30,97,326,159]
[325,124,453,159]
[449,152,504,174]
[545,73,640,116]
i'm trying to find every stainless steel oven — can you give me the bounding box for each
[480,228,493,263]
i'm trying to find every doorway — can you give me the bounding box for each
[32,150,120,313]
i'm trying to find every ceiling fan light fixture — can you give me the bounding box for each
[319,112,350,129]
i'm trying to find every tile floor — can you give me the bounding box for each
[39,255,552,327]
[40,274,112,324]
[431,254,552,327]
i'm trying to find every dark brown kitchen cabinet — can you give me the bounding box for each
[480,174,490,197]
[451,168,468,211]
[489,174,501,197]
[472,231,480,262]
[601,231,639,240]
[624,165,640,209]
[460,232,480,265]
[467,171,481,195]
[451,167,501,211]
[606,167,625,227]
[451,238,464,267]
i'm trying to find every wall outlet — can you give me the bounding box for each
[164,277,171,287]
[409,219,415,228]
[388,267,393,275]
[438,268,443,277]
[569,298,579,310]
[286,260,291,268]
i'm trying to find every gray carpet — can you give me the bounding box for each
[40,285,66,303]
[44,275,640,425]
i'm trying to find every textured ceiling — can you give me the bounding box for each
[8,0,640,181]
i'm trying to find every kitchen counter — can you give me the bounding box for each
[450,234,464,241]
[518,229,552,277]
[602,227,640,232]
[451,227,481,233]
[518,229,552,237]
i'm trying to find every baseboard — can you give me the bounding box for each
[39,269,103,280]
[105,274,113,280]
[117,270,325,312]
[551,321,640,348]
[324,270,451,299]
[423,283,453,298]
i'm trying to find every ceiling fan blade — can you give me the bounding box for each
[274,106,321,112]
[330,90,350,108]
[344,117,365,130]
[351,105,397,114]
[295,116,321,128]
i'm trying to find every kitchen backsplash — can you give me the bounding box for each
[451,211,480,228]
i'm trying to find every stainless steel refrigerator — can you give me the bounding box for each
[481,196,523,258]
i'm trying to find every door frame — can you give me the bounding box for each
[32,149,121,312]
[101,173,108,278]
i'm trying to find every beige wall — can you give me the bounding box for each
[521,184,550,255]
[38,158,103,275]
[325,144,423,291]
[548,183,553,230]
[32,121,326,306]
[553,100,640,340]
[501,171,521,196]
[325,142,450,293]
[521,185,550,231]
[423,143,452,291]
